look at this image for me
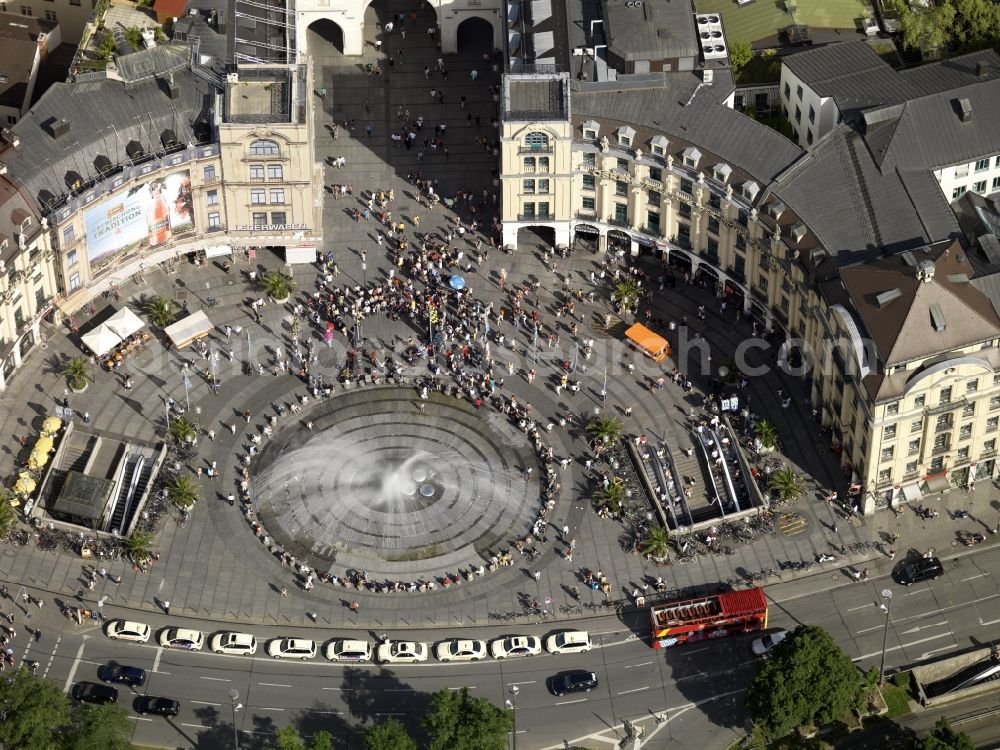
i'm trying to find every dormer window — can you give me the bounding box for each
[742,180,760,202]
[682,146,702,168]
[713,163,732,183]
[581,120,600,140]
[650,135,669,157]
[791,224,808,244]
[617,126,636,147]
[19,216,31,233]
[769,201,786,220]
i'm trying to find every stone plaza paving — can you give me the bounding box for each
[0,0,983,631]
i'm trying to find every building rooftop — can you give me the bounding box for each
[602,0,698,62]
[774,124,959,261]
[0,14,51,111]
[2,45,213,212]
[694,0,870,47]
[223,65,303,124]
[504,74,570,121]
[571,70,803,183]
[834,241,1000,369]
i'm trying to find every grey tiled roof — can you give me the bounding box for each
[774,125,949,260]
[602,0,698,62]
[5,49,211,208]
[571,71,803,183]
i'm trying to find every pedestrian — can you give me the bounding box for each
[533,571,541,582]
[366,124,373,138]
[470,69,478,80]
[888,548,896,560]
[319,87,327,99]
[280,586,288,597]
[163,600,170,614]
[861,568,869,581]
[350,601,360,613]
[229,423,237,435]
[851,569,862,581]
[36,599,43,609]
[562,524,569,538]
[34,630,41,642]
[208,429,216,441]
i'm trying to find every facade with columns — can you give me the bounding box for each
[0,176,59,392]
[295,0,503,56]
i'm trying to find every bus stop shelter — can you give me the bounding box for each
[624,323,671,362]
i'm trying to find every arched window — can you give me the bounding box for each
[248,139,280,156]
[524,132,549,151]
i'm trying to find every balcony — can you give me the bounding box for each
[932,445,951,456]
[934,421,953,434]
[519,146,553,155]
[980,448,997,458]
[902,470,921,481]
[874,479,894,490]
[575,210,598,221]
[925,397,966,416]
[517,214,552,222]
[607,218,631,229]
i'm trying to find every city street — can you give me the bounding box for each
[3,541,997,748]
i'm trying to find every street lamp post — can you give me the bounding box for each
[228,688,242,750]
[246,329,253,370]
[878,588,894,685]
[505,685,519,750]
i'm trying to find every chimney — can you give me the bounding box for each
[976,61,990,77]
[957,98,972,123]
[50,118,70,139]
[168,72,179,99]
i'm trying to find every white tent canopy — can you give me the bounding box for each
[81,307,147,357]
[164,310,213,349]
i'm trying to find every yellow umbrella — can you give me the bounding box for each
[42,416,62,433]
[13,475,36,494]
[34,436,54,454]
[28,452,47,470]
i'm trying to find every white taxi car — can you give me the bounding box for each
[158,627,204,651]
[490,635,541,659]
[376,640,429,664]
[106,620,151,643]
[434,639,487,662]
[544,630,593,655]
[324,639,372,663]
[209,631,258,656]
[267,638,317,660]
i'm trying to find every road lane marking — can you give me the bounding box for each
[200,676,231,682]
[128,716,153,722]
[919,646,955,659]
[152,646,163,673]
[449,686,476,690]
[258,682,292,688]
[507,680,536,686]
[555,698,588,705]
[899,622,949,635]
[255,707,285,711]
[962,573,990,581]
[312,710,344,714]
[674,672,707,681]
[63,638,87,694]
[191,700,222,706]
[979,617,1000,627]
[855,632,953,661]
[385,688,415,692]
[617,686,650,695]
[856,624,884,634]
[625,661,653,669]
[181,723,207,729]
[847,603,874,612]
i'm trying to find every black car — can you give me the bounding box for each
[72,682,119,705]
[896,556,944,586]
[549,670,599,697]
[98,664,147,687]
[134,696,180,717]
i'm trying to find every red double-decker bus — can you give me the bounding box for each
[649,587,768,649]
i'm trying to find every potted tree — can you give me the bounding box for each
[168,416,198,446]
[145,296,177,328]
[166,475,200,511]
[586,416,624,447]
[769,467,805,502]
[261,271,295,303]
[640,525,671,563]
[61,357,94,393]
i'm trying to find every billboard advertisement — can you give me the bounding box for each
[84,169,194,270]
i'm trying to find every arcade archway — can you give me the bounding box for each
[456,16,494,55]
[307,18,345,54]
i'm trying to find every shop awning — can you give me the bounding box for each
[204,245,232,259]
[901,483,923,504]
[164,310,213,349]
[923,474,951,495]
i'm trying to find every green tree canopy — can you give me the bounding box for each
[729,39,753,74]
[768,467,805,501]
[887,0,1000,52]
[0,666,72,750]
[365,718,418,750]
[277,727,334,750]
[746,625,862,737]
[423,687,512,750]
[918,718,975,750]
[64,702,134,750]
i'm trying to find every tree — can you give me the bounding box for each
[168,416,198,445]
[586,415,624,446]
[423,687,512,750]
[262,270,296,301]
[640,525,670,561]
[754,419,779,450]
[0,494,18,537]
[769,467,805,501]
[166,474,200,510]
[123,529,154,561]
[593,476,627,514]
[0,666,72,750]
[746,625,862,738]
[308,731,334,750]
[145,295,177,327]
[888,0,1000,53]
[918,718,975,750]
[366,718,417,750]
[613,279,642,314]
[61,357,94,391]
[277,726,305,750]
[729,39,753,75]
[64,702,134,750]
